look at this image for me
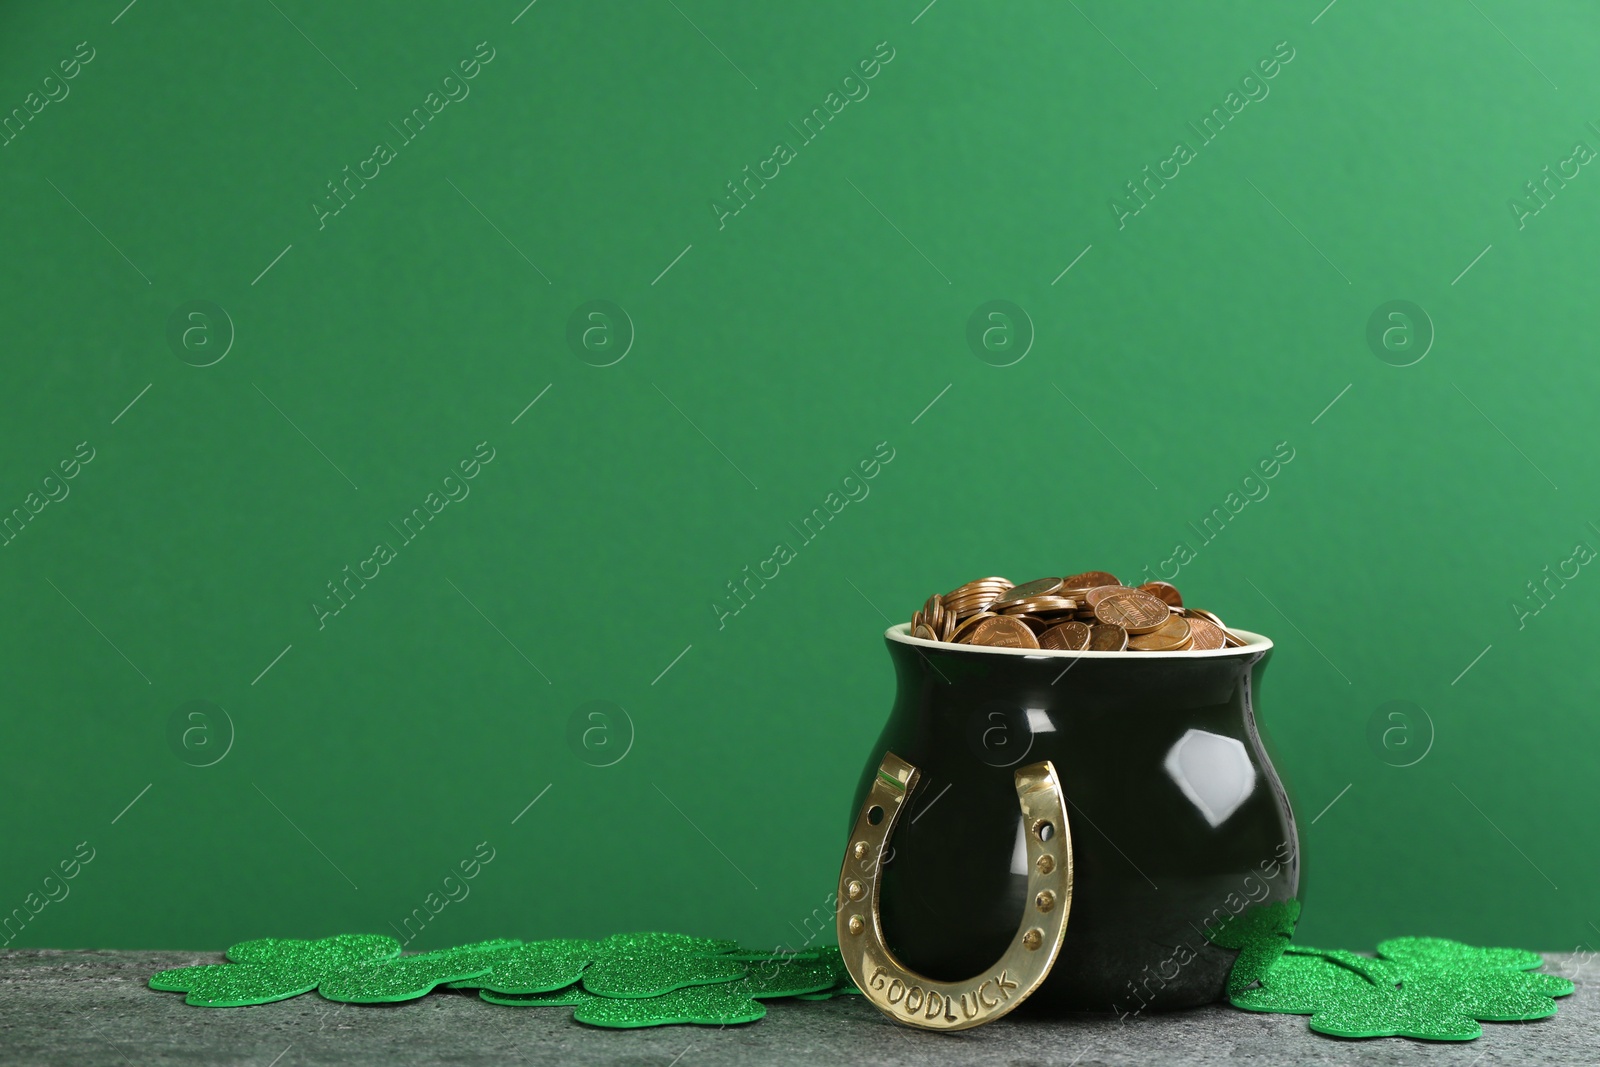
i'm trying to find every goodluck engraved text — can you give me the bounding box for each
[868,965,1020,1021]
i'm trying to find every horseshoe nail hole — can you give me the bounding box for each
[1035,854,1055,875]
[1022,928,1043,951]
[1032,819,1055,842]
[867,805,885,826]
[1035,890,1056,913]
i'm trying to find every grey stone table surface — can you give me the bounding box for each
[1,950,1595,1066]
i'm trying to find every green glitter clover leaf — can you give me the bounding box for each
[1302,971,1571,1042]
[443,938,597,994]
[149,934,401,1007]
[1203,898,1301,995]
[730,954,842,999]
[1229,952,1343,1015]
[783,947,862,1000]
[1434,970,1575,1022]
[704,945,851,994]
[447,932,746,997]
[1230,947,1398,1015]
[221,935,399,965]
[580,949,747,997]
[1230,938,1573,1041]
[318,939,522,1003]
[575,952,845,1026]
[1376,936,1545,974]
[1308,978,1482,1041]
[146,935,868,1020]
[1287,945,1403,987]
[719,946,822,961]
[575,983,767,1028]
[594,931,740,957]
[480,986,595,1008]
[478,950,850,1027]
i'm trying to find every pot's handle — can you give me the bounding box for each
[836,751,1073,1030]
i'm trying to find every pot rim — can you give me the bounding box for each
[886,622,1273,659]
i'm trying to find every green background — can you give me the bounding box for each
[2,0,1595,955]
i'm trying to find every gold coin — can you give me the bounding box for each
[1093,589,1170,634]
[946,576,1012,593]
[1039,621,1091,651]
[1128,614,1191,651]
[950,612,998,643]
[944,579,1011,604]
[1139,581,1183,607]
[991,577,1063,609]
[1129,613,1187,646]
[1156,613,1190,638]
[966,615,1040,649]
[949,586,1002,599]
[1087,622,1127,651]
[945,590,1006,618]
[1060,571,1120,595]
[1187,616,1226,650]
[913,573,1250,652]
[996,595,1078,616]
[1083,585,1129,607]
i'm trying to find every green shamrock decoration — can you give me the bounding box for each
[1308,946,1400,984]
[149,934,401,1007]
[318,939,522,1003]
[1229,946,1403,1013]
[720,946,822,961]
[151,927,1561,1040]
[731,953,846,1000]
[479,986,594,1007]
[578,932,746,998]
[479,948,848,1027]
[447,931,744,997]
[1231,938,1573,1040]
[152,931,765,1010]
[1376,936,1545,974]
[784,947,862,1000]
[1204,898,1301,994]
[1433,970,1576,1022]
[579,983,770,1028]
[581,950,748,998]
[442,938,597,994]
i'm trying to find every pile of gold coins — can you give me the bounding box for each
[908,572,1248,652]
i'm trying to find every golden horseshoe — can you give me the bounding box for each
[836,752,1073,1031]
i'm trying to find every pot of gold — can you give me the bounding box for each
[837,573,1300,1029]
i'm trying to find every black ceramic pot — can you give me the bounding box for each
[849,624,1300,1014]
